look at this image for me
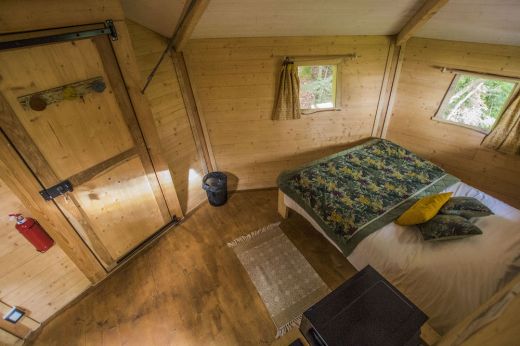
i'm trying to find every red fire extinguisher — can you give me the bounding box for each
[8,214,54,253]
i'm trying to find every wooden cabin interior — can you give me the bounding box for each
[0,0,519,345]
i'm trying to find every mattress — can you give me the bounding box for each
[284,181,520,334]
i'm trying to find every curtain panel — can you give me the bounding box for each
[272,60,301,120]
[482,91,520,155]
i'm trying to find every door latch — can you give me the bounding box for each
[39,180,73,201]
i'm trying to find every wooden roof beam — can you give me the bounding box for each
[140,0,209,92]
[396,0,450,46]
[173,0,210,52]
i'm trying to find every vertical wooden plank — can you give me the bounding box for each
[110,21,184,219]
[381,43,406,138]
[172,52,213,173]
[180,53,219,171]
[0,132,106,283]
[372,39,396,137]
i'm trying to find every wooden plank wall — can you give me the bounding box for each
[386,38,520,208]
[184,36,391,189]
[0,178,90,324]
[126,21,206,214]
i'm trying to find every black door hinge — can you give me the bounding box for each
[105,20,118,41]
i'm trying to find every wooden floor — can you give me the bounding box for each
[29,190,356,345]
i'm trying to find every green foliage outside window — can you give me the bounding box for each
[298,65,336,110]
[438,74,516,132]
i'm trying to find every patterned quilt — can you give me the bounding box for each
[277,139,459,255]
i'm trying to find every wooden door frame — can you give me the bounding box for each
[0,34,178,268]
[0,1,183,219]
[0,0,184,283]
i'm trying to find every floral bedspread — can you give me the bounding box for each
[277,139,459,255]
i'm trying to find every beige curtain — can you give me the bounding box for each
[482,91,520,155]
[272,60,301,120]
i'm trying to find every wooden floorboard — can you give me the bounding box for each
[29,190,357,345]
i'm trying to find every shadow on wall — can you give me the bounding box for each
[220,171,239,198]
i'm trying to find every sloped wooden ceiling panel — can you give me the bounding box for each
[121,0,190,37]
[417,0,520,46]
[192,0,427,38]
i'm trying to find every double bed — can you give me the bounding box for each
[277,139,520,334]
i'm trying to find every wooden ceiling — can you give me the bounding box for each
[417,0,520,46]
[121,0,189,37]
[192,0,427,38]
[121,0,520,47]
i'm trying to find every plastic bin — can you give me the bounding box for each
[202,172,228,206]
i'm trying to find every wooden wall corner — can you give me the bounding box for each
[372,37,397,137]
[380,42,406,138]
[110,21,184,219]
[171,51,215,173]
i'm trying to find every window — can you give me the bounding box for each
[434,73,518,133]
[297,61,341,112]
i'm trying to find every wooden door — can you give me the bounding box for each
[0,36,173,268]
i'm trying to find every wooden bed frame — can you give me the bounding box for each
[278,189,289,219]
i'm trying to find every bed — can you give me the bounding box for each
[277,139,520,334]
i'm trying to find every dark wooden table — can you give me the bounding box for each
[300,265,429,346]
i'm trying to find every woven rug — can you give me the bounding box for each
[228,222,329,337]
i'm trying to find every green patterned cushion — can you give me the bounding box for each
[418,215,482,241]
[439,197,493,219]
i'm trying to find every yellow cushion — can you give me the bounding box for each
[395,192,453,226]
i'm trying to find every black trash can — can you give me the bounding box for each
[202,172,228,207]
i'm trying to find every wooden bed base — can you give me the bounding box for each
[278,189,288,219]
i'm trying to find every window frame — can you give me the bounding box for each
[432,72,519,134]
[295,58,342,114]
